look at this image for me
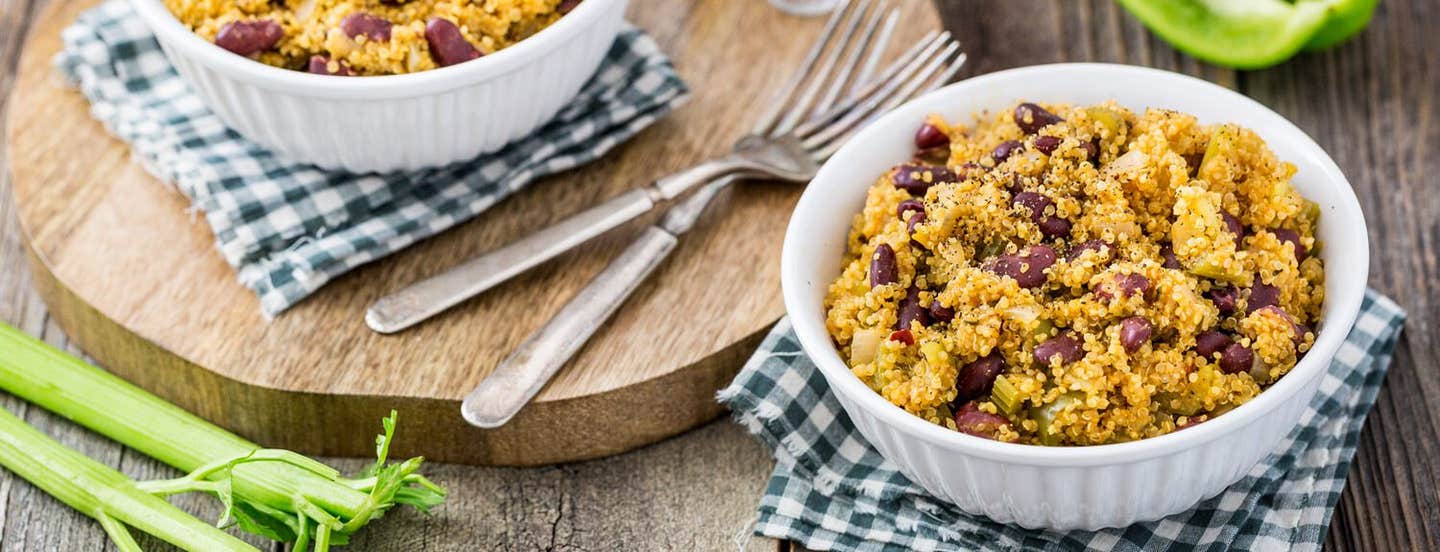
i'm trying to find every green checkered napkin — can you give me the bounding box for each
[720,290,1405,551]
[55,0,688,316]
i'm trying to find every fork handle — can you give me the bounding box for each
[365,186,659,333]
[365,157,752,334]
[460,226,679,428]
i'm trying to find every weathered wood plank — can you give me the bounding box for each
[1,0,1436,551]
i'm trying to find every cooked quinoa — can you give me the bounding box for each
[167,0,578,75]
[825,101,1325,446]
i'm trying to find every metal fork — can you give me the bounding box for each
[365,0,961,335]
[458,0,967,428]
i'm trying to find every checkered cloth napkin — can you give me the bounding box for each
[54,0,688,316]
[720,290,1406,551]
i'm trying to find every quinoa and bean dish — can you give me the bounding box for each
[824,101,1324,446]
[167,0,581,75]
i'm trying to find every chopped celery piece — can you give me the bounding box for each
[850,327,885,365]
[935,404,955,423]
[1199,124,1237,177]
[1031,319,1056,341]
[1154,392,1203,416]
[1084,106,1127,139]
[1031,392,1084,446]
[921,341,948,369]
[977,240,1007,260]
[991,375,1023,415]
[1303,199,1322,226]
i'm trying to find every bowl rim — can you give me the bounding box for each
[781,62,1370,468]
[126,0,623,99]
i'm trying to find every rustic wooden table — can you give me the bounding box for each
[1,1,1435,550]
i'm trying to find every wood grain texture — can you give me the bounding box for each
[3,0,940,466]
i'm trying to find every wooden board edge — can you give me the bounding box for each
[22,236,765,465]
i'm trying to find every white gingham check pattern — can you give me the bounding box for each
[720,290,1406,551]
[54,0,688,316]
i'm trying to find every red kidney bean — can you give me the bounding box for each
[1004,173,1025,195]
[956,353,1005,402]
[1037,216,1071,239]
[984,244,1057,289]
[892,164,956,196]
[1255,305,1308,348]
[1222,212,1245,248]
[341,12,392,41]
[956,162,983,180]
[426,18,482,66]
[1035,333,1084,366]
[1269,228,1307,261]
[991,140,1024,164]
[1013,102,1063,134]
[306,55,352,76]
[1182,152,1203,175]
[869,244,897,288]
[1012,192,1070,239]
[896,198,925,220]
[558,0,583,13]
[906,212,927,248]
[896,286,929,330]
[215,19,283,57]
[928,300,954,324]
[1159,242,1181,269]
[1219,343,1254,374]
[1119,316,1152,353]
[889,328,914,345]
[1176,414,1209,430]
[906,212,927,235]
[954,402,1010,440]
[1100,272,1151,301]
[1207,285,1238,315]
[1011,191,1052,218]
[1245,282,1280,314]
[1065,239,1113,262]
[1079,140,1099,164]
[914,123,949,150]
[1033,135,1062,155]
[1116,273,1152,299]
[1195,330,1232,359]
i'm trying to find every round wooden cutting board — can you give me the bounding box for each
[6,0,941,466]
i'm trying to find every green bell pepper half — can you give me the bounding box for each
[1117,0,1378,69]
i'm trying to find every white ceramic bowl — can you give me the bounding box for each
[782,63,1369,530]
[129,0,628,172]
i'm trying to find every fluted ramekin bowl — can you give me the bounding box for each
[129,0,628,172]
[781,63,1368,530]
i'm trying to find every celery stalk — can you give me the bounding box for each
[0,322,445,549]
[0,407,256,551]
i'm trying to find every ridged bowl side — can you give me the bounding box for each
[147,2,626,172]
[835,369,1322,529]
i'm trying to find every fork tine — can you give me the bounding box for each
[773,0,875,134]
[803,41,962,156]
[811,50,968,160]
[791,31,946,137]
[750,0,856,136]
[880,48,961,113]
[813,1,889,116]
[923,52,967,94]
[852,9,898,90]
[795,33,951,141]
